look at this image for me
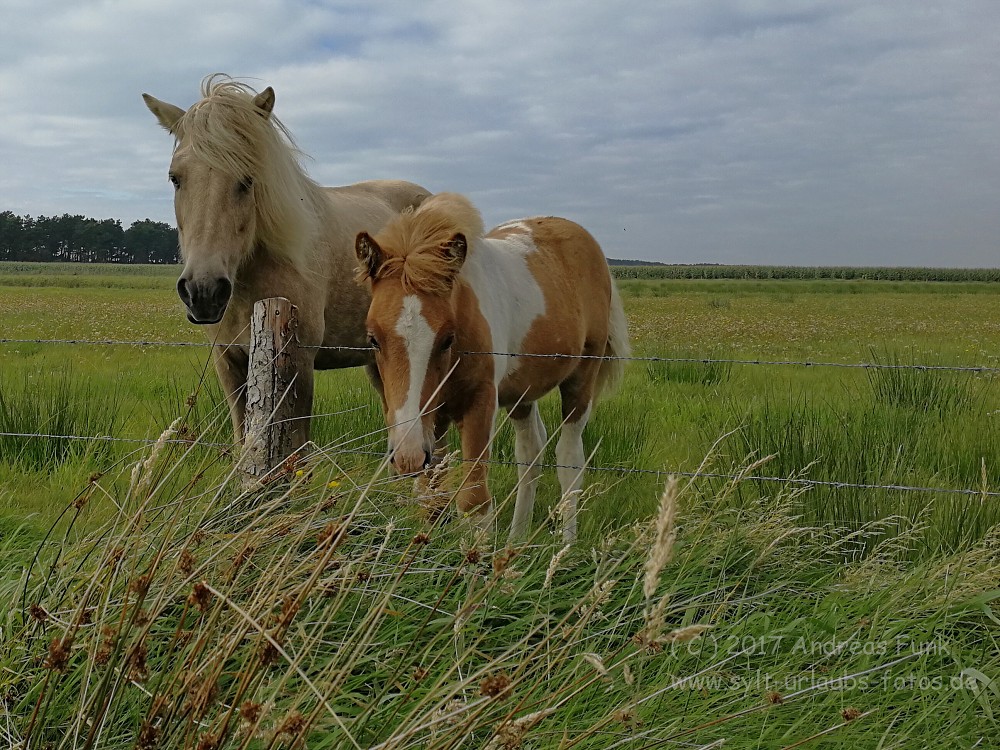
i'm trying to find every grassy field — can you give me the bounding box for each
[2,264,1000,747]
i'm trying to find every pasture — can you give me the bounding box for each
[2,262,1000,747]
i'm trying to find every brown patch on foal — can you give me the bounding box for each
[491,218,612,417]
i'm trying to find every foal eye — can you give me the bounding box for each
[169,174,180,189]
[367,334,381,352]
[440,333,455,352]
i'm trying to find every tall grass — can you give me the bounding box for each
[645,353,734,387]
[4,438,999,747]
[0,370,128,469]
[732,380,1000,552]
[865,349,986,413]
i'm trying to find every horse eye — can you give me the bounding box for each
[440,333,454,352]
[169,174,180,189]
[237,176,253,194]
[367,334,380,352]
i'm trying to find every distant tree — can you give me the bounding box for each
[72,218,123,262]
[124,219,179,264]
[0,211,29,261]
[0,211,179,264]
[31,215,74,262]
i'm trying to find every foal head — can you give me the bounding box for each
[144,75,311,324]
[355,194,483,474]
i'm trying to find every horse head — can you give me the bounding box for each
[355,227,469,475]
[143,78,279,325]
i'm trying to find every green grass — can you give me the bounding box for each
[0,261,179,290]
[1,266,999,746]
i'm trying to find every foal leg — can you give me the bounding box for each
[508,401,547,542]
[555,368,600,542]
[455,388,498,529]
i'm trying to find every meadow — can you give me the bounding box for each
[2,262,1000,747]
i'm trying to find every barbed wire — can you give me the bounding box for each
[0,337,213,348]
[339,448,1000,498]
[5,334,1000,497]
[0,430,230,449]
[4,429,999,499]
[3,337,1000,374]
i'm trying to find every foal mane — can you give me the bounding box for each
[366,193,485,295]
[173,74,323,265]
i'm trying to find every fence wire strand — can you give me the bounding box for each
[0,337,213,348]
[3,337,1000,373]
[3,430,1000,499]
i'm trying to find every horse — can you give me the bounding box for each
[142,74,430,449]
[354,193,630,541]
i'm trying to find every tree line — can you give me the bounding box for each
[611,264,1000,281]
[0,211,179,264]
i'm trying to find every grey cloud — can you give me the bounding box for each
[0,1,998,264]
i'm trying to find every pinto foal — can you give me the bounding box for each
[356,193,629,541]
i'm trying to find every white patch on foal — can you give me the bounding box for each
[461,228,546,385]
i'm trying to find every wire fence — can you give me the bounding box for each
[4,337,1000,373]
[3,427,1000,499]
[4,334,1000,500]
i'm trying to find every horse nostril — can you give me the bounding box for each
[215,277,233,306]
[176,277,191,305]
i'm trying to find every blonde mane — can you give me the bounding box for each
[173,74,323,265]
[365,193,485,294]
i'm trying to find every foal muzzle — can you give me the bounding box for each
[388,446,434,475]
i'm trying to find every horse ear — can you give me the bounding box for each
[142,94,185,134]
[356,232,384,280]
[445,233,468,270]
[253,87,276,118]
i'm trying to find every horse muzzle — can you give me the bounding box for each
[177,276,233,325]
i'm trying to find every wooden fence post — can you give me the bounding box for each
[242,297,299,485]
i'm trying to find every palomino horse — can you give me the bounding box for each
[143,75,430,448]
[355,193,629,541]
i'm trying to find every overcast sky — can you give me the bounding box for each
[1,1,998,266]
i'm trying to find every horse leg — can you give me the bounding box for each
[454,389,498,529]
[508,401,546,542]
[365,362,388,414]
[556,366,600,542]
[213,346,249,445]
[289,348,317,452]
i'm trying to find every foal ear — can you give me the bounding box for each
[444,233,468,270]
[253,87,276,118]
[142,94,186,134]
[355,232,384,280]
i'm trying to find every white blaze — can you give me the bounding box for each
[391,295,436,457]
